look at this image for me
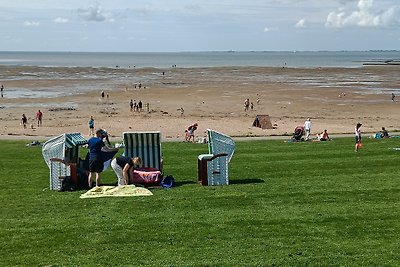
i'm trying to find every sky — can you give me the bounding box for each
[0,0,399,52]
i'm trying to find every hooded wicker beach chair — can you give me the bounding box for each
[123,131,163,172]
[198,129,235,186]
[42,133,87,190]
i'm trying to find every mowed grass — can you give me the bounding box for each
[1,137,400,266]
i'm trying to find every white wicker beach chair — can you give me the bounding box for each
[123,131,162,172]
[42,133,87,190]
[198,129,235,186]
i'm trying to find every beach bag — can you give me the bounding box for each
[161,175,175,188]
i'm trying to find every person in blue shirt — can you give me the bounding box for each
[87,129,105,187]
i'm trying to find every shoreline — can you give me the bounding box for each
[1,65,399,141]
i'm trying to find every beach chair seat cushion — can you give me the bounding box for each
[130,168,162,184]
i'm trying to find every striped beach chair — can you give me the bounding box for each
[198,129,235,186]
[123,131,162,172]
[42,133,87,190]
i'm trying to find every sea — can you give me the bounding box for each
[0,50,400,68]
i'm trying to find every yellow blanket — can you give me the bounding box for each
[80,185,153,199]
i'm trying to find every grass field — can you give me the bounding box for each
[1,137,400,266]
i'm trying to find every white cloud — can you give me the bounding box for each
[78,4,109,22]
[326,0,400,28]
[54,17,69,24]
[295,18,306,28]
[24,21,40,27]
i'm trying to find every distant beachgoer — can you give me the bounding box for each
[35,110,43,127]
[180,107,184,117]
[381,127,389,138]
[244,98,250,112]
[1,84,3,97]
[318,129,330,141]
[130,99,134,111]
[21,114,27,129]
[186,123,198,143]
[392,93,395,102]
[304,118,312,141]
[101,91,105,99]
[355,123,362,152]
[256,98,260,104]
[138,100,142,111]
[106,93,109,102]
[88,116,95,136]
[133,100,137,111]
[138,82,142,89]
[250,102,254,111]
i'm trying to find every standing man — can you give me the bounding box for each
[1,84,3,97]
[130,99,134,112]
[304,118,312,141]
[88,116,95,136]
[87,129,106,188]
[36,110,43,127]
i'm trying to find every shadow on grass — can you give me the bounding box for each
[229,178,265,185]
[174,181,198,187]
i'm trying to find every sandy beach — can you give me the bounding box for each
[0,65,399,142]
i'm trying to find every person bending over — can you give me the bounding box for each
[111,156,142,186]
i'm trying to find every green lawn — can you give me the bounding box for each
[1,137,399,266]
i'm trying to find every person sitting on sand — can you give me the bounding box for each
[186,123,198,143]
[380,127,389,138]
[318,129,330,141]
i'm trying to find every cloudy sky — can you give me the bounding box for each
[1,0,399,52]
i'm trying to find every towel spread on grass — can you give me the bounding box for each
[80,185,153,199]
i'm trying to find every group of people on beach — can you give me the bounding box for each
[129,99,143,112]
[20,110,43,129]
[296,117,391,153]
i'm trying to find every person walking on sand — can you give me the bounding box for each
[355,123,362,152]
[130,99,134,112]
[21,114,27,129]
[244,98,250,112]
[87,129,106,188]
[88,116,95,136]
[35,110,43,127]
[304,118,312,141]
[392,93,396,102]
[1,84,3,97]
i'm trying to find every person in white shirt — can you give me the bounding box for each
[304,118,312,141]
[355,123,362,152]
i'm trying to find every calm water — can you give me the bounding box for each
[0,51,400,68]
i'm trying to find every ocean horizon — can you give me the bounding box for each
[1,50,400,69]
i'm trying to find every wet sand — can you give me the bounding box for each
[0,65,399,141]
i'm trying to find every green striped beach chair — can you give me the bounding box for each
[198,129,235,186]
[123,131,163,172]
[42,133,87,190]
